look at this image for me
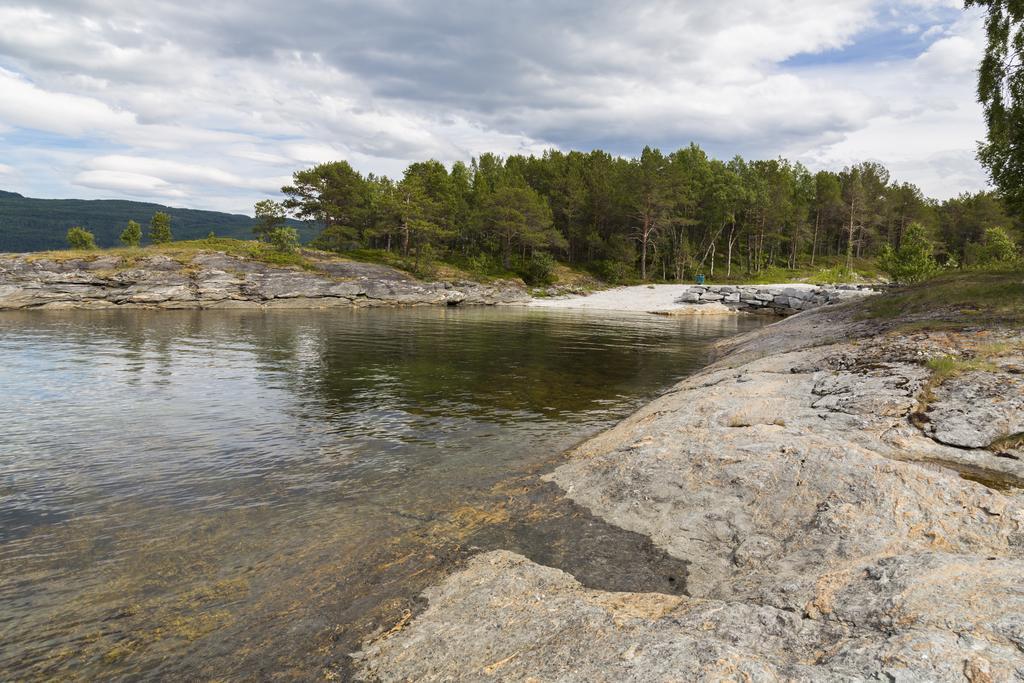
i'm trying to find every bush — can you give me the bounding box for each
[268,226,300,253]
[589,258,635,285]
[877,222,939,284]
[410,243,439,279]
[516,252,557,285]
[119,220,142,247]
[808,264,849,285]
[66,226,97,250]
[964,226,1020,267]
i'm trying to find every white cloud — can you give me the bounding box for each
[0,0,995,211]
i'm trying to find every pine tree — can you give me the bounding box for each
[120,220,142,247]
[148,212,173,244]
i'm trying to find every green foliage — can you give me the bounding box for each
[806,264,849,285]
[268,226,299,253]
[66,226,97,250]
[877,222,939,284]
[967,0,1024,216]
[282,161,369,229]
[965,226,1020,267]
[119,220,142,247]
[516,251,557,286]
[253,199,287,241]
[588,259,637,285]
[270,144,1013,285]
[938,191,1015,262]
[310,224,360,252]
[148,212,173,244]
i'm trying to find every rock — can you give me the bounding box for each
[355,303,1024,682]
[0,252,529,310]
[925,371,1024,449]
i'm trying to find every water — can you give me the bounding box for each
[0,307,762,680]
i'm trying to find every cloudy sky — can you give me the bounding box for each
[0,0,988,214]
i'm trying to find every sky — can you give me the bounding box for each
[0,0,990,215]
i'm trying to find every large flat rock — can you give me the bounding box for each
[355,304,1024,681]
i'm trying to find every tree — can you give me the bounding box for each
[967,0,1024,216]
[630,147,671,280]
[119,220,142,247]
[281,161,369,231]
[397,160,456,259]
[66,226,96,250]
[269,227,300,253]
[148,212,173,244]
[253,200,286,241]
[877,222,939,283]
[812,172,842,266]
[476,181,564,269]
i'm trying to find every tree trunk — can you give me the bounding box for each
[810,209,820,267]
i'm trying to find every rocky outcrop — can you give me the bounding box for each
[355,301,1024,681]
[676,283,878,314]
[0,253,529,309]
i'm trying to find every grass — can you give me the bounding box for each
[861,269,1024,330]
[21,238,326,271]
[686,256,882,286]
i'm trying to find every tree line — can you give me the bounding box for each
[265,145,1020,283]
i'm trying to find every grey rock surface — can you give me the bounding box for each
[355,303,1024,682]
[926,370,1024,449]
[674,283,878,315]
[0,252,529,310]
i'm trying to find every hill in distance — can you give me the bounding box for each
[0,190,316,252]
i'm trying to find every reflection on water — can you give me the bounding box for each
[0,307,761,680]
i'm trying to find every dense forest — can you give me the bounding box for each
[0,191,313,252]
[273,146,1020,283]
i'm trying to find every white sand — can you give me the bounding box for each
[529,284,721,314]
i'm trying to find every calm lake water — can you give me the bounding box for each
[0,307,762,680]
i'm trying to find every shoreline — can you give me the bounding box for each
[354,294,1024,681]
[2,249,878,315]
[530,282,878,315]
[0,251,529,310]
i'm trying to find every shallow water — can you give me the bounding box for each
[0,307,762,680]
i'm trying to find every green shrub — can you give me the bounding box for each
[807,264,849,285]
[516,252,557,285]
[119,220,142,247]
[268,226,300,253]
[965,226,1020,267]
[411,243,439,279]
[877,222,939,284]
[66,226,97,250]
[589,259,634,285]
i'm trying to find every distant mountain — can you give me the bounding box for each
[0,191,316,252]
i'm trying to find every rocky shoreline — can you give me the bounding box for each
[354,297,1024,681]
[0,252,529,310]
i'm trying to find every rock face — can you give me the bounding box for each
[355,302,1024,681]
[677,283,878,315]
[0,253,529,309]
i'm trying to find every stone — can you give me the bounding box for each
[355,302,1024,682]
[0,253,530,310]
[925,370,1024,449]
